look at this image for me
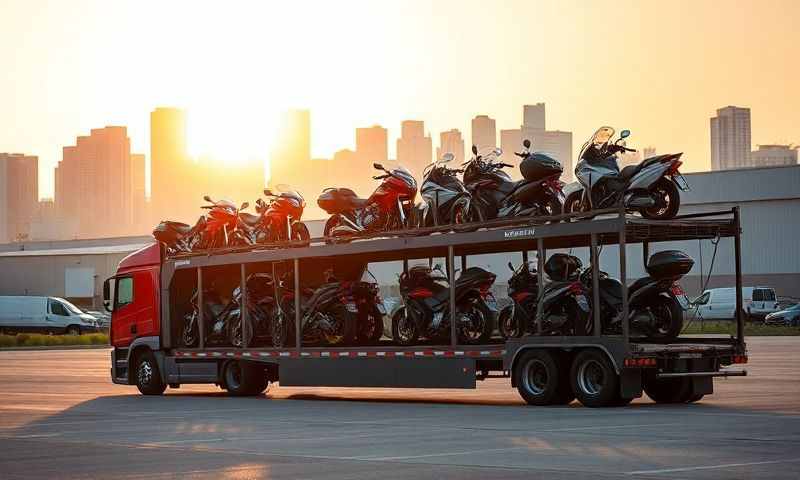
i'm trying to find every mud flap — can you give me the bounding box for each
[620,368,643,399]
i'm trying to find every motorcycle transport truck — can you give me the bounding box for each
[103,207,748,407]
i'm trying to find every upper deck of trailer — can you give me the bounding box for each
[164,208,738,270]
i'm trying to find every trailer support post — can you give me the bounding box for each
[294,258,301,352]
[536,238,545,334]
[197,267,204,349]
[448,245,457,346]
[240,263,248,348]
[643,240,650,269]
[619,211,629,344]
[590,234,601,337]
[522,250,529,264]
[460,255,467,272]
[734,207,744,347]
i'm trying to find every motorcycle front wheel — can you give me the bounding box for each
[458,305,491,344]
[498,306,522,339]
[291,222,311,247]
[391,307,419,346]
[323,304,357,346]
[271,310,295,348]
[641,178,681,220]
[182,312,198,347]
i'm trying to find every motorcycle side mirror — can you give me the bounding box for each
[620,129,631,139]
[373,163,384,171]
[240,202,249,210]
[263,188,273,196]
[523,139,531,149]
[203,195,212,202]
[471,145,478,155]
[507,261,514,271]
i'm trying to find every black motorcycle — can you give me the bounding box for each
[463,140,564,221]
[153,216,206,255]
[350,279,386,346]
[411,153,482,228]
[391,265,495,345]
[535,254,592,336]
[498,261,539,339]
[579,250,692,340]
[217,273,279,348]
[181,285,226,347]
[271,271,358,348]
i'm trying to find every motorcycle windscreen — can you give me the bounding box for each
[575,158,619,189]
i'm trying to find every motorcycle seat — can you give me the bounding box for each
[239,212,261,226]
[349,197,370,208]
[620,165,640,180]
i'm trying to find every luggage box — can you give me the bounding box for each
[317,188,358,214]
[545,253,582,282]
[646,250,694,280]
[520,152,563,182]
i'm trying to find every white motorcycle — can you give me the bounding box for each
[564,127,688,220]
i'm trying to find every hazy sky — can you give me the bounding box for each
[1,0,798,198]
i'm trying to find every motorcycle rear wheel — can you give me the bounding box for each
[648,295,683,340]
[323,304,357,346]
[563,191,584,220]
[641,178,680,220]
[291,222,311,246]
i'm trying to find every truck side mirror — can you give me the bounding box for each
[508,261,514,271]
[103,278,113,312]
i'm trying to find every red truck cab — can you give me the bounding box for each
[103,244,163,391]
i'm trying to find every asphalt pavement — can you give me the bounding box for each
[0,337,798,479]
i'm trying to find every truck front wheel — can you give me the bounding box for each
[135,350,166,395]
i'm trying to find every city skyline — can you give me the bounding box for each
[2,0,799,199]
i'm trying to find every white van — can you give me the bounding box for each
[692,287,778,321]
[0,296,100,335]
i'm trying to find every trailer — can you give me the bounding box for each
[105,207,748,407]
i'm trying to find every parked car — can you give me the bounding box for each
[764,303,800,326]
[692,287,779,321]
[0,296,101,335]
[85,310,111,329]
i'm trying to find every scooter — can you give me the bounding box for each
[579,250,692,340]
[463,140,564,221]
[564,127,688,220]
[319,163,417,241]
[411,153,480,228]
[391,265,496,345]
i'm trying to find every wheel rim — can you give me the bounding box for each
[396,309,417,343]
[137,359,153,386]
[577,359,605,396]
[644,186,673,218]
[522,359,549,395]
[459,308,486,342]
[226,363,242,391]
[500,309,517,338]
[651,302,673,336]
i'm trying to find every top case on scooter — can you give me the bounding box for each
[520,152,563,182]
[646,250,694,280]
[317,188,360,214]
[545,254,582,282]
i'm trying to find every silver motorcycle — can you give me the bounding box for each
[564,127,688,220]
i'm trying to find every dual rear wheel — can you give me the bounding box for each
[515,349,632,407]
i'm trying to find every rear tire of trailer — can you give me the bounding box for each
[134,350,166,396]
[571,350,620,408]
[223,361,268,396]
[643,372,693,404]
[514,350,567,406]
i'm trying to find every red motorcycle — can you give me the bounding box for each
[318,163,417,240]
[251,185,310,246]
[195,196,252,250]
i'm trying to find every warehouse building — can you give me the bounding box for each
[1,165,798,306]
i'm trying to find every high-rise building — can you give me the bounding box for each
[499,129,523,166]
[55,126,135,238]
[150,107,191,222]
[270,109,312,185]
[356,125,388,166]
[437,129,465,164]
[471,115,496,153]
[523,104,546,133]
[0,153,38,243]
[710,106,751,170]
[131,153,148,231]
[397,120,432,179]
[751,145,798,167]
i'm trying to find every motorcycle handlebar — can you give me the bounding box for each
[514,152,526,158]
